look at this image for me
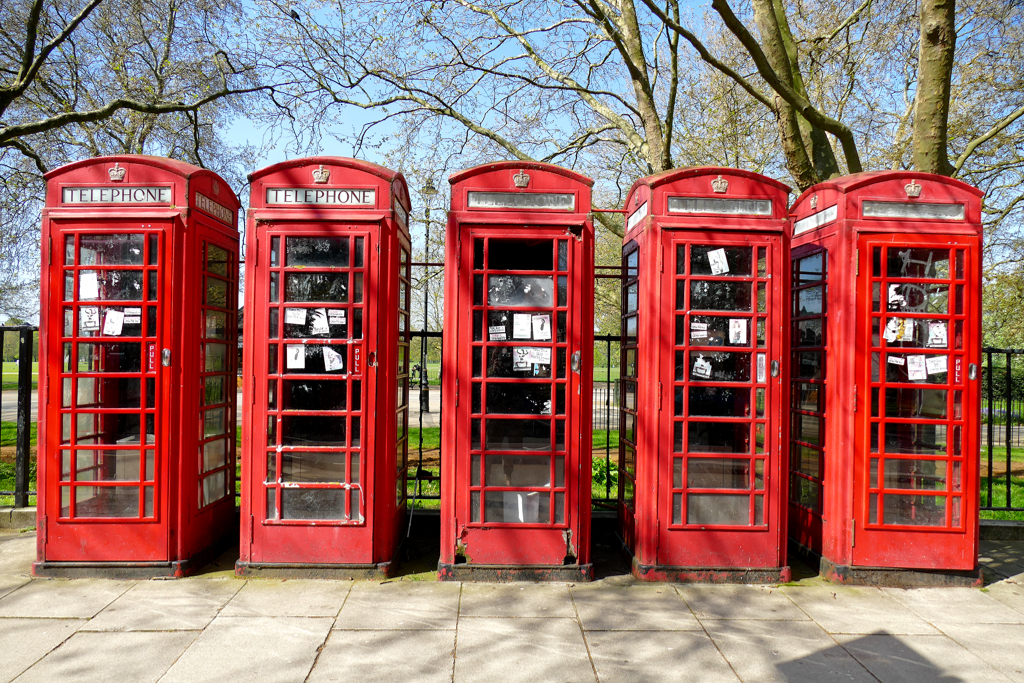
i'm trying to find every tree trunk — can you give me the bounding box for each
[914,0,956,175]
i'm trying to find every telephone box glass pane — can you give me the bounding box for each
[286,237,350,267]
[689,246,752,276]
[75,486,139,517]
[488,239,553,270]
[79,235,145,265]
[688,281,752,311]
[484,491,551,523]
[285,273,349,302]
[485,419,551,451]
[687,494,748,525]
[487,276,554,307]
[687,459,750,488]
[280,452,349,482]
[882,495,946,526]
[485,384,551,414]
[281,489,347,520]
[485,456,551,487]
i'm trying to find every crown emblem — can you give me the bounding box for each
[711,175,728,193]
[312,165,330,184]
[513,170,530,188]
[108,163,126,182]
[212,181,220,195]
[905,180,922,198]
[810,194,818,209]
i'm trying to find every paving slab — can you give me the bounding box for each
[0,575,29,600]
[453,617,595,683]
[157,616,333,683]
[980,541,1024,581]
[459,582,575,618]
[782,584,939,635]
[0,618,82,683]
[219,579,350,617]
[13,630,198,683]
[83,578,242,631]
[677,584,809,621]
[335,581,460,630]
[0,578,134,618]
[571,583,701,631]
[836,633,1015,683]
[882,586,1024,625]
[936,622,1024,682]
[984,581,1024,616]
[702,619,878,683]
[307,629,455,683]
[0,533,34,576]
[586,630,739,683]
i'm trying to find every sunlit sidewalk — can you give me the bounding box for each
[0,517,1022,683]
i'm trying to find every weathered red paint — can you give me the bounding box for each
[620,168,791,582]
[237,157,412,576]
[35,155,241,577]
[439,162,594,580]
[789,171,983,578]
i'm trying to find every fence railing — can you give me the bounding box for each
[981,348,1024,512]
[1,325,37,508]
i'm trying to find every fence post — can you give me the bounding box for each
[15,327,33,509]
[1006,352,1013,509]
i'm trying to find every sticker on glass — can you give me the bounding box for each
[80,306,100,331]
[907,355,927,381]
[888,284,906,308]
[692,354,712,380]
[103,309,124,336]
[284,308,307,325]
[512,313,532,339]
[925,355,947,375]
[729,319,747,345]
[323,346,344,372]
[79,272,100,300]
[883,318,914,343]
[327,309,346,324]
[691,328,708,339]
[531,314,551,341]
[707,248,729,275]
[757,353,766,383]
[124,307,142,324]
[887,355,906,365]
[286,345,305,369]
[690,322,708,330]
[488,325,506,341]
[928,322,947,348]
[309,308,330,336]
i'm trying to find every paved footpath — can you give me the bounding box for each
[0,524,1022,683]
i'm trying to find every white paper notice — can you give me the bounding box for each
[286,345,305,369]
[884,318,914,343]
[80,306,100,331]
[691,329,708,339]
[328,309,346,325]
[925,355,947,375]
[512,313,532,339]
[309,308,330,336]
[103,309,124,336]
[708,248,729,275]
[907,355,927,380]
[124,307,141,324]
[488,325,507,341]
[888,284,906,307]
[531,314,551,341]
[757,353,766,383]
[928,322,947,348]
[285,308,307,325]
[729,319,747,344]
[690,322,708,330]
[692,355,712,379]
[79,272,100,300]
[888,355,906,365]
[520,347,551,365]
[323,346,344,372]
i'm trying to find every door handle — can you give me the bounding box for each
[968,363,977,380]
[771,360,780,378]
[570,351,581,374]
[367,351,378,368]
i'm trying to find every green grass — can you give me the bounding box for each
[981,476,1024,521]
[0,421,38,448]
[1,360,39,391]
[980,446,1024,465]
[408,427,441,451]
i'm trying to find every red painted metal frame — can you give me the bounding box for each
[621,168,791,582]
[238,157,412,575]
[789,171,983,578]
[439,162,594,579]
[35,155,240,576]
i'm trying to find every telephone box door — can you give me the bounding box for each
[659,232,784,567]
[44,224,171,561]
[853,235,979,569]
[250,226,376,563]
[457,230,582,565]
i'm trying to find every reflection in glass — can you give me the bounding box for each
[281,488,347,520]
[882,494,945,526]
[79,234,145,265]
[884,388,947,419]
[688,422,749,453]
[485,418,550,451]
[883,423,947,454]
[484,491,550,523]
[687,280,752,311]
[883,459,946,490]
[74,486,139,517]
[794,252,824,285]
[285,273,349,302]
[687,458,750,488]
[487,276,554,307]
[280,451,349,482]
[887,248,949,279]
[485,455,551,487]
[286,237,350,267]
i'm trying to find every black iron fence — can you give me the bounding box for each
[981,348,1024,512]
[1,325,37,508]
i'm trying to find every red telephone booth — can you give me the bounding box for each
[439,162,594,580]
[237,158,412,576]
[619,168,791,582]
[35,155,241,577]
[788,171,983,584]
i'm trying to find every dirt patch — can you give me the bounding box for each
[0,446,36,464]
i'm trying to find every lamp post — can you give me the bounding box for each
[420,178,438,413]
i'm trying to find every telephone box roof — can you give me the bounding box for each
[791,170,983,209]
[627,166,791,196]
[449,161,594,187]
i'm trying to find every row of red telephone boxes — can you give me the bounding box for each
[33,155,982,585]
